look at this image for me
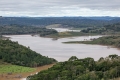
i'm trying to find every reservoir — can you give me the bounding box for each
[5,35,120,62]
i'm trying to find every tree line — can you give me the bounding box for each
[1,17,120,28]
[0,24,58,36]
[81,23,120,35]
[65,36,120,49]
[0,39,57,67]
[28,55,120,80]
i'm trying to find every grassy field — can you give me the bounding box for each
[0,60,54,80]
[0,60,35,74]
[0,65,35,73]
[46,24,62,28]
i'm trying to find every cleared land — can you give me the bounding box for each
[0,64,54,80]
[0,65,35,73]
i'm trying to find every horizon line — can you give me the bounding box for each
[1,16,120,18]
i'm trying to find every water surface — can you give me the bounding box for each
[5,35,120,62]
[50,28,81,32]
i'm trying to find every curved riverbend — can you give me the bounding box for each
[5,35,120,62]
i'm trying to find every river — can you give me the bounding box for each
[5,35,120,62]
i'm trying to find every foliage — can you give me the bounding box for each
[0,39,57,67]
[28,55,120,80]
[64,36,120,48]
[46,31,98,38]
[1,17,120,28]
[81,23,120,35]
[0,24,58,36]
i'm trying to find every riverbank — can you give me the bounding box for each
[63,36,120,49]
[0,64,55,80]
[5,35,120,62]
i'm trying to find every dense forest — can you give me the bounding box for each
[0,24,57,36]
[28,55,120,80]
[81,23,120,35]
[0,39,57,67]
[1,17,120,28]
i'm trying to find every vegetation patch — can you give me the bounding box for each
[46,24,62,28]
[28,55,120,80]
[64,36,120,48]
[0,64,35,74]
[81,23,120,35]
[46,32,98,38]
[0,24,58,37]
[0,39,57,67]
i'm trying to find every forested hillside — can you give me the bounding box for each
[0,39,57,67]
[28,55,120,80]
[0,17,120,28]
[81,23,120,35]
[0,24,57,36]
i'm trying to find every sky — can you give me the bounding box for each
[0,0,120,17]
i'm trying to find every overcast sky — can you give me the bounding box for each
[0,0,120,17]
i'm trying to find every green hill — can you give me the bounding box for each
[28,55,120,80]
[0,39,57,67]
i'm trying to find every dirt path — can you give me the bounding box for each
[0,64,54,80]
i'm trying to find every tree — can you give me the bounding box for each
[68,56,78,61]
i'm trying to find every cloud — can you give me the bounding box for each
[0,0,120,17]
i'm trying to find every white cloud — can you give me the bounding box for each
[0,0,120,17]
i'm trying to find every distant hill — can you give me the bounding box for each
[0,17,120,28]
